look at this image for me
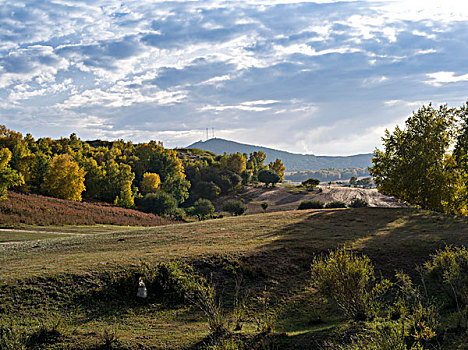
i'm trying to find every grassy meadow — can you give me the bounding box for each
[0,207,467,349]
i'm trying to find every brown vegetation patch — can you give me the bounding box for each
[0,191,172,226]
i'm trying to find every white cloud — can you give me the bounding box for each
[425,71,468,86]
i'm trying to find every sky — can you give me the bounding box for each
[1,0,468,155]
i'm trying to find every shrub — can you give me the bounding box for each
[185,277,227,337]
[310,246,390,321]
[193,198,215,220]
[222,200,246,216]
[325,201,347,208]
[139,191,178,216]
[349,198,369,208]
[261,202,268,213]
[0,320,26,350]
[298,200,324,210]
[172,207,185,220]
[302,178,320,189]
[424,245,468,312]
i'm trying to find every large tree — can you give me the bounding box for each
[370,103,467,214]
[41,154,86,201]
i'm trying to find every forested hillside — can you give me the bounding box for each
[0,126,286,217]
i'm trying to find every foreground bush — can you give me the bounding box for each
[310,246,390,321]
[425,245,468,312]
[325,201,347,208]
[298,200,324,210]
[222,200,246,216]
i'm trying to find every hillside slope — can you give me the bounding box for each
[187,138,373,171]
[0,191,171,227]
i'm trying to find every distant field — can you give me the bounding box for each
[0,208,467,349]
[0,191,172,227]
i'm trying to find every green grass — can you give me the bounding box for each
[0,208,467,349]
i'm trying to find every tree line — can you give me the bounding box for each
[0,125,285,215]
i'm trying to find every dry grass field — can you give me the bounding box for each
[0,207,467,349]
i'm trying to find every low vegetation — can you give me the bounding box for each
[297,200,325,209]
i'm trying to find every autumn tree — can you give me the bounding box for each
[140,172,161,194]
[247,151,267,180]
[268,158,285,181]
[370,103,467,214]
[0,148,24,200]
[41,154,86,201]
[221,153,246,174]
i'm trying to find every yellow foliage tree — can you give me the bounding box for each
[41,154,86,201]
[221,153,247,174]
[0,148,24,200]
[140,172,161,194]
[268,158,286,181]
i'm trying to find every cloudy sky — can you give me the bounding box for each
[1,0,468,155]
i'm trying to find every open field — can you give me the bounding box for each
[0,208,467,349]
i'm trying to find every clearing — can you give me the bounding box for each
[0,207,466,349]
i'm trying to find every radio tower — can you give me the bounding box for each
[212,127,215,138]
[206,128,209,140]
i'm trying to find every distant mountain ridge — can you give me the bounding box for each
[187,138,373,171]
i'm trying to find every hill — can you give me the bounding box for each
[187,138,373,171]
[0,208,466,349]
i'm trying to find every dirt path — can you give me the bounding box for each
[0,228,86,245]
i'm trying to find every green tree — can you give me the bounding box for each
[193,198,215,220]
[114,182,134,208]
[370,103,464,213]
[139,191,178,216]
[41,154,86,201]
[258,169,280,187]
[0,148,24,200]
[194,181,221,200]
[268,158,285,181]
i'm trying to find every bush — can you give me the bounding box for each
[139,191,178,216]
[298,200,324,210]
[325,201,347,208]
[261,202,268,213]
[302,178,320,189]
[222,200,247,216]
[424,245,468,312]
[349,198,369,208]
[193,198,215,220]
[310,246,390,321]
